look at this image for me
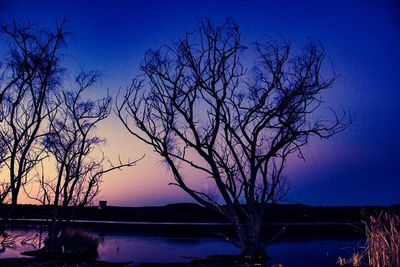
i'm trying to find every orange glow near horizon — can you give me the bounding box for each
[16,112,360,207]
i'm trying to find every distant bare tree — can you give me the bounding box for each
[0,141,9,203]
[0,21,65,231]
[117,19,350,259]
[33,72,140,251]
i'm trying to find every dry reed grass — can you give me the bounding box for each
[337,211,400,267]
[364,212,400,267]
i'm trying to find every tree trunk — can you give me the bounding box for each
[0,195,18,234]
[231,212,266,260]
[46,205,61,251]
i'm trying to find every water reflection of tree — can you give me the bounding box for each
[0,226,45,253]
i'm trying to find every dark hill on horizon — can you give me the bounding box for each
[1,202,399,223]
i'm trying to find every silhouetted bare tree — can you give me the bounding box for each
[0,21,65,231]
[30,72,140,251]
[117,19,350,259]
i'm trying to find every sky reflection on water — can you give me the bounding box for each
[0,226,364,266]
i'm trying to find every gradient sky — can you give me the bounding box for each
[1,0,399,206]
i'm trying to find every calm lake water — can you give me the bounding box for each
[0,224,365,267]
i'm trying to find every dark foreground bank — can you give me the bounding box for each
[0,258,127,267]
[0,256,289,267]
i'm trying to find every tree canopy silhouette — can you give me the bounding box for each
[0,20,65,231]
[118,18,350,259]
[0,21,139,242]
[38,71,138,251]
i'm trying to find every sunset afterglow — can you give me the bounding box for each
[1,0,399,207]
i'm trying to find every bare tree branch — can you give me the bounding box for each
[117,18,351,258]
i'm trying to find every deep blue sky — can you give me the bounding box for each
[1,0,399,206]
